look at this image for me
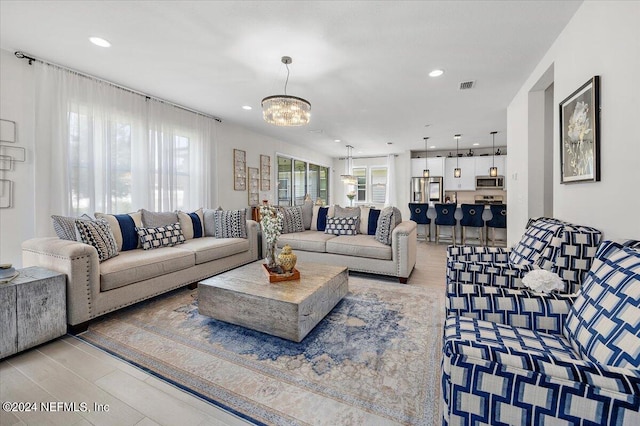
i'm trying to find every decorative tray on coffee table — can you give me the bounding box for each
[262,264,300,283]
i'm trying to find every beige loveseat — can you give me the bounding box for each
[22,219,259,332]
[271,204,417,283]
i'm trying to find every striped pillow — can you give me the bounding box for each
[177,208,204,239]
[213,210,247,239]
[95,211,143,251]
[75,218,119,262]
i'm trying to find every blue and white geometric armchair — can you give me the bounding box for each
[442,240,640,425]
[447,217,602,294]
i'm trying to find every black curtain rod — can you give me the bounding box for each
[14,51,222,123]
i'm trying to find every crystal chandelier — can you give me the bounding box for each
[340,145,357,185]
[262,56,311,126]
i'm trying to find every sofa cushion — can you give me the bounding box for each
[325,216,359,236]
[280,206,304,234]
[177,208,204,239]
[563,242,640,368]
[137,223,186,250]
[141,209,179,228]
[51,214,93,240]
[326,234,392,260]
[203,207,222,237]
[302,199,313,230]
[359,207,381,235]
[278,230,336,253]
[95,211,143,251]
[214,209,247,239]
[334,205,360,219]
[75,218,119,262]
[100,247,195,291]
[176,237,249,264]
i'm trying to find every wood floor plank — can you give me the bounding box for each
[95,369,209,426]
[7,350,145,426]
[36,338,117,383]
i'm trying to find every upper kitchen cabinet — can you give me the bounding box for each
[444,157,476,191]
[474,156,506,177]
[410,157,445,177]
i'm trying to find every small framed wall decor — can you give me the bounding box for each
[248,167,259,206]
[559,76,600,183]
[0,119,16,143]
[233,149,247,191]
[260,154,271,191]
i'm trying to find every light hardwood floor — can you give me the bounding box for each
[0,241,448,426]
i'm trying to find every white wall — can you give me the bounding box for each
[0,48,333,267]
[507,1,640,243]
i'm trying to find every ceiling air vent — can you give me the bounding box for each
[459,80,476,90]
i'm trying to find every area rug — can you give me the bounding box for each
[79,277,444,425]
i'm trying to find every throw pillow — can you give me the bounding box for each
[280,206,304,234]
[563,242,640,368]
[75,218,119,262]
[177,208,204,240]
[302,199,314,230]
[141,209,179,228]
[203,207,223,237]
[51,214,93,240]
[136,223,186,250]
[311,206,330,232]
[359,206,371,234]
[324,216,359,236]
[95,211,142,251]
[213,209,247,239]
[334,205,361,219]
[508,218,562,265]
[367,208,381,235]
[375,206,396,245]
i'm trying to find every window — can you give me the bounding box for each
[349,166,388,205]
[277,154,330,206]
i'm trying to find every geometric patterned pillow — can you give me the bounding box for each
[280,206,304,234]
[213,210,247,239]
[136,223,186,250]
[75,218,119,262]
[374,206,396,246]
[324,216,359,236]
[94,211,143,251]
[51,214,93,240]
[508,218,562,265]
[563,242,640,368]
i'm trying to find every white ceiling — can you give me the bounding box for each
[0,0,581,157]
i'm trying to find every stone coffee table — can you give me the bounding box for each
[198,261,348,342]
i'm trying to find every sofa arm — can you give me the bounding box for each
[245,219,259,261]
[446,259,536,288]
[447,245,510,263]
[392,220,417,282]
[446,283,576,334]
[22,237,100,326]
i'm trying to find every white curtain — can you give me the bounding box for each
[33,63,216,236]
[385,154,397,207]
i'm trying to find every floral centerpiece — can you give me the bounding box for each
[522,269,564,293]
[346,190,356,207]
[259,204,283,268]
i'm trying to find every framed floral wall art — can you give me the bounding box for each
[559,76,600,183]
[233,149,247,191]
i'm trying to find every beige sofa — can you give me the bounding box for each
[274,220,417,283]
[22,220,259,332]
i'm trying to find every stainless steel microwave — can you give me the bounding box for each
[475,176,504,189]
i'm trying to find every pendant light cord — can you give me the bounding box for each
[284,63,290,95]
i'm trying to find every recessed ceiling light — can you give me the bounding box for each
[428,69,444,77]
[430,145,436,149]
[242,105,252,110]
[333,139,341,143]
[357,150,363,154]
[473,143,480,146]
[89,37,111,47]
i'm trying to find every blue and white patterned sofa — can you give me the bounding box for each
[442,240,640,425]
[447,217,602,294]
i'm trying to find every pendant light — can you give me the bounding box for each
[262,56,311,126]
[454,134,462,178]
[340,145,357,185]
[422,137,430,178]
[489,131,498,177]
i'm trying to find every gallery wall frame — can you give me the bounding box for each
[260,154,271,191]
[248,167,259,206]
[233,149,247,191]
[559,76,600,183]
[0,119,16,143]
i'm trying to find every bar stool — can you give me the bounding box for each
[409,203,431,241]
[486,204,507,246]
[434,203,457,245]
[460,203,485,245]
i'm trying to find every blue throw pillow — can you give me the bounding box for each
[317,207,329,232]
[368,209,381,235]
